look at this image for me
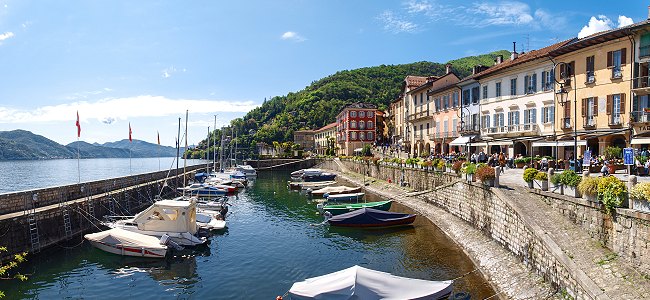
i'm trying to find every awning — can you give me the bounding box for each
[471,141,513,147]
[531,140,587,147]
[353,148,363,153]
[449,135,475,146]
[631,138,650,145]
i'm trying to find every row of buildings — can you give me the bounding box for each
[391,14,650,160]
[293,9,650,159]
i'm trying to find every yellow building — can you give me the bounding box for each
[313,122,337,155]
[550,26,634,158]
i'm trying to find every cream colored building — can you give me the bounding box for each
[313,122,337,155]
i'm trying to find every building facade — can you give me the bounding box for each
[336,103,378,156]
[313,122,337,155]
[426,71,461,156]
[293,130,315,152]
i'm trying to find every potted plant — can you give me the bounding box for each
[523,167,538,189]
[630,182,650,213]
[462,163,477,182]
[597,176,627,213]
[514,157,527,168]
[559,170,582,197]
[436,159,446,172]
[577,177,600,202]
[420,160,433,171]
[476,165,496,187]
[604,146,622,174]
[452,160,463,175]
[534,172,548,191]
[550,173,563,195]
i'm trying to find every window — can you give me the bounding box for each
[359,120,365,129]
[351,132,357,140]
[542,106,555,123]
[482,85,488,99]
[367,132,373,141]
[452,91,459,107]
[510,78,517,95]
[607,48,626,79]
[443,121,449,135]
[443,95,449,109]
[641,33,650,58]
[541,70,553,91]
[367,111,374,118]
[586,56,595,83]
[481,115,491,128]
[582,97,598,127]
[350,121,357,129]
[559,61,575,87]
[426,122,430,134]
[367,121,373,129]
[607,94,625,125]
[471,86,480,104]
[462,89,470,106]
[523,108,537,124]
[435,97,441,111]
[507,111,520,125]
[471,114,479,131]
[452,119,458,136]
[524,73,537,94]
[495,82,502,97]
[350,111,357,117]
[494,112,505,127]
[360,132,365,140]
[359,111,365,118]
[436,121,440,134]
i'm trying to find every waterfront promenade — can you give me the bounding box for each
[326,159,650,299]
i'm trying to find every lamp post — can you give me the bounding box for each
[553,61,578,171]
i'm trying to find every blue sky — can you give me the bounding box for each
[0,0,647,146]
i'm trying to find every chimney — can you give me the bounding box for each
[445,63,452,74]
[495,55,503,65]
[472,65,484,75]
[511,41,518,60]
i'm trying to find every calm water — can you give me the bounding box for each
[0,157,206,194]
[0,168,494,299]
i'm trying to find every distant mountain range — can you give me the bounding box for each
[0,130,182,160]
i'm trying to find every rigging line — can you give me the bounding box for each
[70,205,104,232]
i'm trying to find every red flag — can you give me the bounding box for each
[129,123,132,142]
[75,111,81,137]
[157,131,160,145]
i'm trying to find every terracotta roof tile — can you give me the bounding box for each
[405,75,429,88]
[315,122,337,132]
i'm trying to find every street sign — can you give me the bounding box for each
[624,147,634,166]
[583,150,591,166]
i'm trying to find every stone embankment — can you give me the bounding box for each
[322,159,650,300]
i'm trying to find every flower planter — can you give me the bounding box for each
[526,181,534,189]
[515,162,525,169]
[607,164,617,175]
[550,183,563,195]
[482,179,494,187]
[582,193,598,203]
[465,174,475,182]
[632,199,650,213]
[534,179,548,191]
[564,186,581,198]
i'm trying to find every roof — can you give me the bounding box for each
[550,19,650,56]
[315,122,337,132]
[425,72,461,95]
[473,39,572,80]
[404,76,429,88]
[294,130,315,133]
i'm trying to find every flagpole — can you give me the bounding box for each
[76,111,81,183]
[213,115,217,172]
[157,131,161,171]
[206,126,210,173]
[129,122,132,175]
[183,110,188,187]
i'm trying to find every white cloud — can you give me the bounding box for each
[0,96,260,124]
[0,31,14,42]
[63,88,113,100]
[281,31,306,42]
[578,15,613,39]
[404,0,432,13]
[470,1,533,26]
[618,15,634,28]
[378,10,418,34]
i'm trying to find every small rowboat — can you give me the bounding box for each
[288,181,337,190]
[309,186,362,197]
[84,228,168,258]
[318,200,392,216]
[325,192,365,202]
[327,207,416,228]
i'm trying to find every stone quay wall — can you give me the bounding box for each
[0,165,205,260]
[244,158,319,171]
[321,159,643,299]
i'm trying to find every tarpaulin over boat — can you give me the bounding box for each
[288,265,453,300]
[326,207,414,227]
[131,199,198,234]
[84,228,166,251]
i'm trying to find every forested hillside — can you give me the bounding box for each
[185,50,510,159]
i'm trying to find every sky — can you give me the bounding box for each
[0,0,647,147]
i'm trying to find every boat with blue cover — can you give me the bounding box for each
[324,192,365,202]
[326,207,416,228]
[317,200,392,216]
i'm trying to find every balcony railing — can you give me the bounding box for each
[633,76,650,90]
[429,133,438,140]
[407,111,431,121]
[583,117,596,128]
[561,117,571,129]
[609,115,623,126]
[632,110,650,123]
[506,124,538,133]
[458,124,480,134]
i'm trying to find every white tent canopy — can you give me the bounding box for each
[449,135,475,146]
[531,140,587,147]
[288,265,453,300]
[631,138,650,145]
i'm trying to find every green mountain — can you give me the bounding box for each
[100,139,180,157]
[185,50,510,159]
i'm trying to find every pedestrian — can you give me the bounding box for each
[601,160,609,176]
[498,152,505,174]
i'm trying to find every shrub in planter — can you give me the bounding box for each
[577,177,600,202]
[597,176,627,213]
[550,173,563,194]
[523,168,538,188]
[629,182,650,213]
[476,165,496,186]
[462,163,477,182]
[436,159,446,171]
[452,161,463,174]
[534,172,548,191]
[559,170,582,198]
[420,160,433,170]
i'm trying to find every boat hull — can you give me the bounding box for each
[88,240,167,258]
[325,192,365,202]
[329,215,416,228]
[327,208,416,228]
[106,223,206,246]
[322,201,392,216]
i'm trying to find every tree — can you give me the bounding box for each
[0,247,28,298]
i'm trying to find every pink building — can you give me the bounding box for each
[336,103,378,155]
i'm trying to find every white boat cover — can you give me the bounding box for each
[84,228,166,251]
[310,186,360,195]
[131,199,198,234]
[289,265,453,300]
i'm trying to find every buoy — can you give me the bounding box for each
[276,296,283,300]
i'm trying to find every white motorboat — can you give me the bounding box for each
[103,199,207,246]
[84,228,168,258]
[196,211,227,230]
[235,164,257,177]
[308,186,362,197]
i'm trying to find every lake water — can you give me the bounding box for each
[0,157,206,194]
[0,162,494,299]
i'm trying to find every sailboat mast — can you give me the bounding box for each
[176,117,181,189]
[183,110,188,187]
[206,126,210,173]
[213,115,217,172]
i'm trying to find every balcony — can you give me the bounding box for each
[458,124,480,135]
[481,126,507,135]
[407,111,432,122]
[506,124,538,134]
[429,133,438,140]
[631,110,650,123]
[561,117,572,129]
[609,115,623,127]
[583,117,596,128]
[632,76,650,96]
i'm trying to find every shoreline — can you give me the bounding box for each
[325,163,559,300]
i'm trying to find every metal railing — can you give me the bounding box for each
[609,115,622,126]
[561,117,572,129]
[633,76,650,89]
[583,117,596,128]
[631,111,650,123]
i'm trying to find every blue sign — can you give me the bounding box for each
[624,147,634,166]
[583,150,591,166]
